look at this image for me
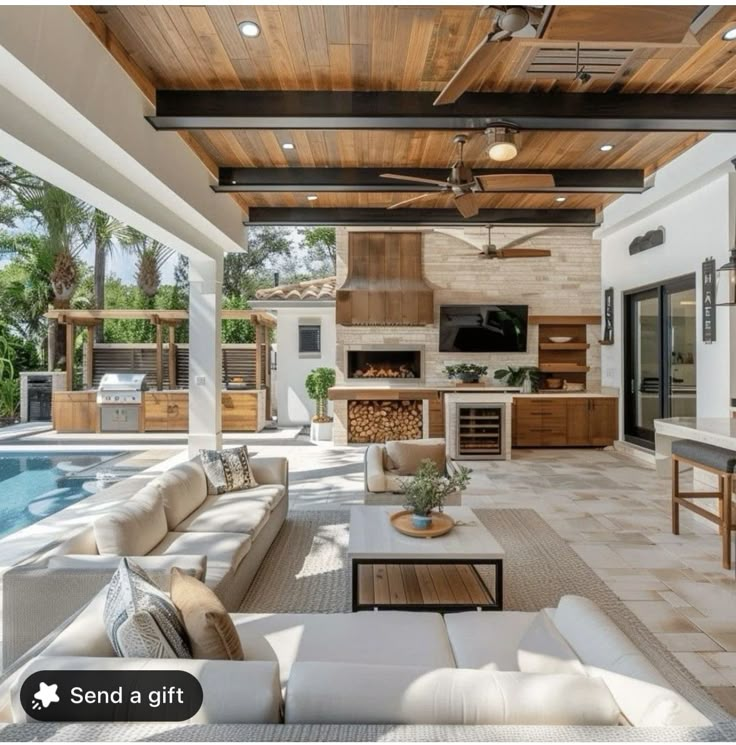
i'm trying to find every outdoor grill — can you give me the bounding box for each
[96,373,147,432]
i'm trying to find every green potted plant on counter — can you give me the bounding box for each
[494,365,541,393]
[401,460,471,530]
[444,363,489,384]
[305,367,336,442]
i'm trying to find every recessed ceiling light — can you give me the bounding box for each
[555,196,567,203]
[723,26,736,40]
[238,20,261,38]
[599,143,614,152]
[282,143,295,150]
[307,194,318,201]
[231,180,237,185]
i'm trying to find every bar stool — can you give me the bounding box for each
[671,439,736,570]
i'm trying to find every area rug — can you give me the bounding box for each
[240,508,730,724]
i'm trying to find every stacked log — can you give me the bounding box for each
[348,400,422,443]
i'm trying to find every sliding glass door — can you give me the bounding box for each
[624,276,696,448]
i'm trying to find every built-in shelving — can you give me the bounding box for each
[536,316,595,391]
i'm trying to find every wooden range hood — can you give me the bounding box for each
[336,232,434,326]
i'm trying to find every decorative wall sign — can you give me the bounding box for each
[602,287,614,344]
[702,258,716,343]
[628,228,665,255]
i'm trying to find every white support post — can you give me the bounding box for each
[188,253,223,455]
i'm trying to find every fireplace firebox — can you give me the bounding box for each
[346,348,423,382]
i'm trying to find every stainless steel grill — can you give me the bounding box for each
[97,373,147,432]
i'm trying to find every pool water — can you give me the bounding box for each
[0,452,128,538]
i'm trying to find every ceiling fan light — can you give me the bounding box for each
[723,26,736,40]
[486,128,519,162]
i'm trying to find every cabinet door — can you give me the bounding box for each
[589,398,618,446]
[565,399,590,446]
[513,399,542,446]
[144,394,169,431]
[536,399,567,446]
[428,393,445,438]
[166,395,189,431]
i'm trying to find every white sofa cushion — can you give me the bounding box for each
[149,532,251,587]
[154,460,208,529]
[215,484,286,512]
[174,496,269,537]
[517,609,585,675]
[42,590,115,658]
[365,445,387,492]
[552,595,711,727]
[444,610,537,670]
[285,663,620,725]
[93,485,168,556]
[233,611,455,687]
[11,656,281,724]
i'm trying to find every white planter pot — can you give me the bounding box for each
[310,420,333,442]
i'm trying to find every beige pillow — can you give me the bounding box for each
[384,439,446,475]
[170,568,244,661]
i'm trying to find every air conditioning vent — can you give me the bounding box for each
[523,46,634,79]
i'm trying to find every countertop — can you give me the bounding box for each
[329,385,616,399]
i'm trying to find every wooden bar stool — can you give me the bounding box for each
[671,439,736,570]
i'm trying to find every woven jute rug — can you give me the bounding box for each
[240,508,730,724]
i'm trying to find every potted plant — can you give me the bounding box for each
[305,367,336,442]
[444,363,489,384]
[400,460,471,529]
[494,365,541,393]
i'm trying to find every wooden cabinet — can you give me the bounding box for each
[222,392,259,431]
[53,392,98,433]
[513,396,618,447]
[428,392,445,438]
[144,392,188,431]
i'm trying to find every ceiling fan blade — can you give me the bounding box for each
[477,173,556,191]
[380,173,450,188]
[387,192,442,210]
[434,35,503,106]
[497,247,552,258]
[454,192,479,218]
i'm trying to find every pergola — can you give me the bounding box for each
[45,308,276,402]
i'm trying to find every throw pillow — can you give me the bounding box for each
[170,568,245,661]
[199,446,258,494]
[385,439,446,475]
[517,610,585,675]
[104,558,191,659]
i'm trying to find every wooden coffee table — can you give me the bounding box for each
[348,506,504,612]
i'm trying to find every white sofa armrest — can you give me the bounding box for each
[364,445,387,493]
[249,457,289,491]
[285,663,620,725]
[10,657,282,724]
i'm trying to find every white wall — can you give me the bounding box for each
[274,307,336,426]
[599,137,736,432]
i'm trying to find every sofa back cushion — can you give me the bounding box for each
[384,439,446,475]
[154,460,208,529]
[285,663,620,725]
[551,595,711,726]
[93,485,168,556]
[517,609,585,676]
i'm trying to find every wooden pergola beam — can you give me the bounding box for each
[45,308,277,329]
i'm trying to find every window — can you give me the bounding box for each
[299,324,321,355]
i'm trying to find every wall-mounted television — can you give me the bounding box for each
[439,305,528,353]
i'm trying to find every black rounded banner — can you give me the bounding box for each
[20,670,203,722]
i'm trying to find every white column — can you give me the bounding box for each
[188,253,223,455]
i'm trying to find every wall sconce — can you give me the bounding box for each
[716,247,736,306]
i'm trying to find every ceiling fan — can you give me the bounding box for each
[434,6,545,105]
[476,225,552,260]
[381,134,554,218]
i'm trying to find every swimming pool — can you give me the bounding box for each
[0,451,129,538]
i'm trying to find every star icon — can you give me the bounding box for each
[32,682,60,710]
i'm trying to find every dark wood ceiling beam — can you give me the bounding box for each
[216,167,646,193]
[245,208,598,227]
[150,90,736,132]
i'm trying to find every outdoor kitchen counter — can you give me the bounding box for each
[328,386,615,399]
[52,388,266,433]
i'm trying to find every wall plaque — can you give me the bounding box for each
[702,258,716,344]
[603,287,614,344]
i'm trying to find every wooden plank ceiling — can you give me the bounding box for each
[85,5,736,217]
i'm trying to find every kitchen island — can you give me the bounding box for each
[654,417,736,479]
[52,389,266,433]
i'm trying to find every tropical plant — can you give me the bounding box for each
[91,208,127,341]
[0,379,19,419]
[400,460,471,516]
[494,365,542,391]
[122,228,175,302]
[444,363,488,381]
[305,367,336,422]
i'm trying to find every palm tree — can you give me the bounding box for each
[92,208,126,341]
[122,228,174,305]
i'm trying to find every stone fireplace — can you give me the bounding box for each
[345,346,423,383]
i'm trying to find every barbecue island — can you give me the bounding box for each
[44,309,274,434]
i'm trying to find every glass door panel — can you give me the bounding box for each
[666,285,697,418]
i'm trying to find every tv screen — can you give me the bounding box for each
[439,305,528,353]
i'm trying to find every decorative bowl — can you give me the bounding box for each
[548,336,573,343]
[546,378,563,389]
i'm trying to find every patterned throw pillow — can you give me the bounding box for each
[199,446,258,494]
[104,558,191,659]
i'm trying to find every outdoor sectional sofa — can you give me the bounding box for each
[2,455,289,667]
[0,593,720,732]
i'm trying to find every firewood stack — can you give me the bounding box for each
[348,400,422,443]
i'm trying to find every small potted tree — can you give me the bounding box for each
[400,460,471,530]
[305,367,336,442]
